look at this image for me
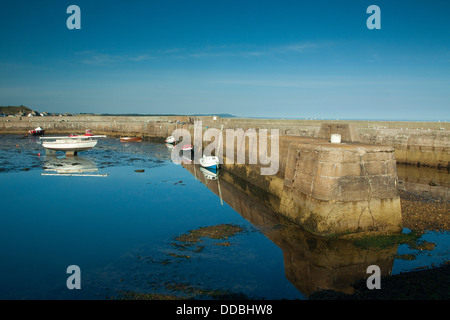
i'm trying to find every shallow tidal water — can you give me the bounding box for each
[0,134,448,300]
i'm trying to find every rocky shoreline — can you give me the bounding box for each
[400,190,449,233]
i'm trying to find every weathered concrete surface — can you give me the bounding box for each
[317,123,360,142]
[219,135,402,236]
[359,128,450,168]
[280,138,402,236]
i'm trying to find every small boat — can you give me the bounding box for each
[165,136,177,144]
[69,129,94,137]
[40,134,106,155]
[28,127,45,136]
[120,136,143,143]
[181,144,193,151]
[199,156,220,170]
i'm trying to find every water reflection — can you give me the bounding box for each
[181,162,397,297]
[397,163,450,201]
[41,156,108,177]
[200,167,219,180]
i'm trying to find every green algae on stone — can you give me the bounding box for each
[173,223,244,245]
[351,231,424,250]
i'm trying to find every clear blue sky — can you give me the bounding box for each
[0,0,449,120]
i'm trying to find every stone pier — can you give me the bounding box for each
[221,134,402,237]
[279,138,402,236]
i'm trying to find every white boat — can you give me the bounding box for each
[198,124,222,171]
[165,136,177,144]
[42,139,98,151]
[199,156,219,170]
[40,135,106,154]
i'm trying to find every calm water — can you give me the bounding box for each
[0,134,449,299]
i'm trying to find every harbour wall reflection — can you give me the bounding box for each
[397,163,449,201]
[181,162,397,297]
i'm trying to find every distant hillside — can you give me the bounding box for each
[190,113,236,118]
[0,106,32,115]
[99,113,237,118]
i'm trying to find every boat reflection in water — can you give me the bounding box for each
[41,156,108,177]
[181,162,397,297]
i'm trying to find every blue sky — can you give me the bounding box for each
[0,0,449,120]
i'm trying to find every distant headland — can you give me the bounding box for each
[0,106,236,119]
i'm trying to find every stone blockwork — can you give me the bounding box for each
[279,138,402,236]
[211,134,403,236]
[317,123,360,142]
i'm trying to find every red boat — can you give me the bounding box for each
[69,129,93,137]
[181,144,193,151]
[120,136,143,143]
[28,127,45,136]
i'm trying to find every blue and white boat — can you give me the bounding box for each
[199,156,219,170]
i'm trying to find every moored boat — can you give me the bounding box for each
[181,144,193,151]
[165,136,177,144]
[120,136,143,143]
[41,139,98,152]
[40,134,106,154]
[69,129,94,137]
[28,127,45,136]
[199,156,220,170]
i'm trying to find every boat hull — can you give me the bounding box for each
[200,167,219,179]
[42,140,98,151]
[29,130,45,136]
[165,136,177,144]
[199,156,219,170]
[181,144,193,151]
[120,137,143,143]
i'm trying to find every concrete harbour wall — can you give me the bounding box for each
[1,115,448,168]
[220,136,403,236]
